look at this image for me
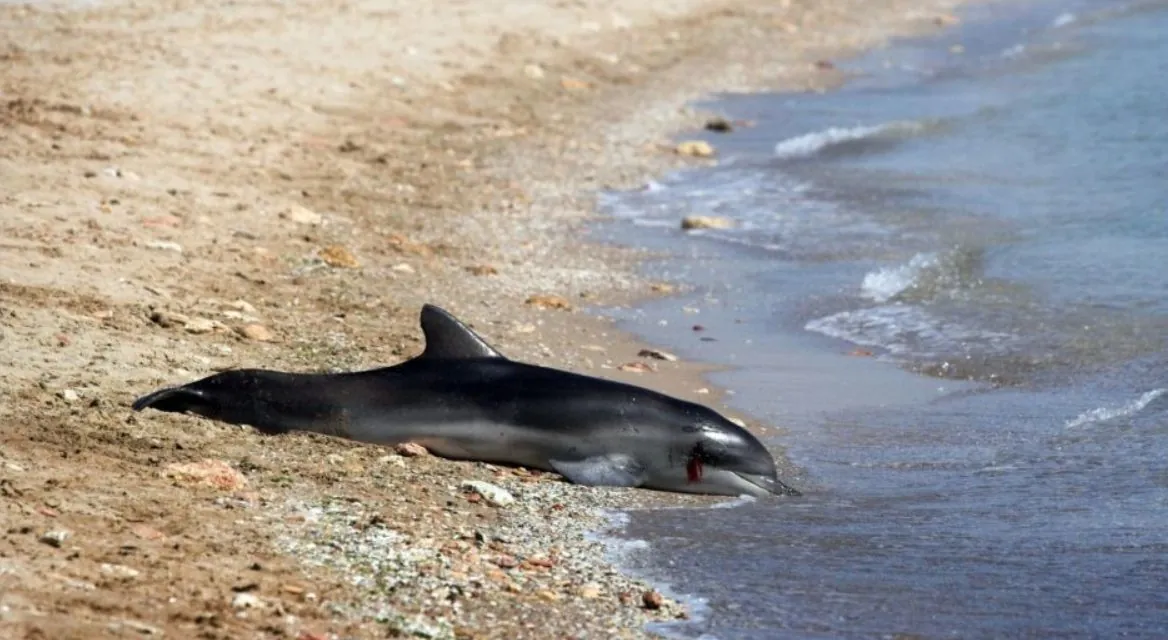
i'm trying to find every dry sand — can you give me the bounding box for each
[1,0,977,637]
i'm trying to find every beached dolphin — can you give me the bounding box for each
[132,304,799,497]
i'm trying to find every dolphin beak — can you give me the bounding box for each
[736,472,802,497]
[132,386,208,413]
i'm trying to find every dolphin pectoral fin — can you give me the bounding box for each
[548,455,646,488]
[418,304,507,360]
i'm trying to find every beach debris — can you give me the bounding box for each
[814,59,835,70]
[318,244,360,268]
[145,241,183,253]
[183,317,219,334]
[525,294,572,311]
[578,583,602,599]
[638,348,678,362]
[491,554,519,569]
[280,205,323,226]
[675,140,715,158]
[164,459,248,491]
[680,215,734,231]
[523,63,545,79]
[641,589,665,610]
[618,361,655,374]
[235,324,275,342]
[465,264,499,276]
[59,388,80,403]
[649,282,676,294]
[460,481,515,507]
[391,262,415,274]
[39,530,71,548]
[848,348,874,357]
[704,117,734,133]
[394,442,429,457]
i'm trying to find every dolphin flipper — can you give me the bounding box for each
[549,455,646,487]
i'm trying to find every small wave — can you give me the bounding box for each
[1064,388,1167,429]
[772,121,926,160]
[805,304,1015,358]
[1051,12,1077,28]
[860,248,985,303]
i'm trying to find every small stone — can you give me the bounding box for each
[149,310,189,328]
[642,590,665,610]
[236,324,274,342]
[129,524,166,541]
[99,563,140,580]
[227,299,257,314]
[681,215,734,230]
[395,442,429,457]
[318,245,360,269]
[59,389,80,403]
[145,240,184,253]
[164,459,248,491]
[675,140,715,158]
[460,481,515,507]
[280,205,323,225]
[618,362,655,374]
[649,282,675,293]
[814,59,835,70]
[465,265,498,276]
[523,64,545,79]
[391,262,415,274]
[536,590,561,602]
[39,530,70,548]
[560,76,590,91]
[183,318,218,334]
[704,117,734,133]
[638,348,678,362]
[231,592,263,610]
[525,294,572,311]
[935,13,960,26]
[578,583,602,599]
[491,555,519,569]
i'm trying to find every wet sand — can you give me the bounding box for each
[0,0,977,637]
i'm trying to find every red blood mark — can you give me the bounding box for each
[686,456,703,483]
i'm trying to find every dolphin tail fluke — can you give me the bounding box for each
[132,386,210,414]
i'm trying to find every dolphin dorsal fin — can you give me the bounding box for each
[419,304,506,360]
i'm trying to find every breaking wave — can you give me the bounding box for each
[1064,388,1167,429]
[772,120,929,160]
[861,247,985,303]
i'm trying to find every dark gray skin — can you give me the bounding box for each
[133,304,800,497]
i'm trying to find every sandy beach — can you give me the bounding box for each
[2,0,974,637]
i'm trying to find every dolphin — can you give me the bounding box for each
[132,304,799,497]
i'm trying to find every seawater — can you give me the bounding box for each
[595,1,1168,638]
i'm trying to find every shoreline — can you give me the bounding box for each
[0,0,980,637]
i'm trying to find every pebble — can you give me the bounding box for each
[318,245,360,269]
[149,310,188,328]
[394,442,429,457]
[675,140,715,158]
[460,481,515,508]
[578,583,602,599]
[704,117,734,133]
[236,324,274,342]
[641,590,664,610]
[39,530,71,548]
[281,205,324,225]
[99,563,141,580]
[465,265,498,276]
[391,262,415,274]
[164,459,248,491]
[231,592,263,610]
[524,294,572,311]
[59,388,80,403]
[523,64,545,80]
[183,318,218,334]
[680,215,734,230]
[637,348,678,362]
[618,362,655,374]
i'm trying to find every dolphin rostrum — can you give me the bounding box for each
[132,304,800,497]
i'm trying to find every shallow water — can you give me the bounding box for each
[596,1,1168,637]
